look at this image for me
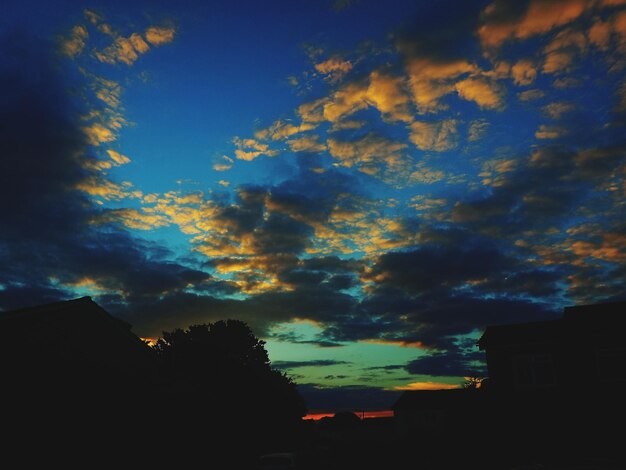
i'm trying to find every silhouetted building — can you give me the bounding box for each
[393,389,484,437]
[477,301,625,393]
[0,296,156,395]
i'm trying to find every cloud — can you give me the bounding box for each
[542,28,587,74]
[455,77,505,109]
[298,384,400,411]
[405,349,486,377]
[273,360,351,369]
[233,137,278,160]
[90,15,176,66]
[144,26,176,46]
[327,132,408,176]
[535,124,567,139]
[511,59,537,85]
[213,155,234,171]
[518,89,545,101]
[405,57,476,113]
[95,33,150,66]
[366,71,413,122]
[287,135,327,153]
[468,119,490,142]
[0,34,223,332]
[60,25,88,58]
[543,102,575,119]
[408,120,458,151]
[394,381,460,390]
[314,55,353,83]
[478,0,587,49]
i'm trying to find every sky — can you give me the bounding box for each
[2,0,626,411]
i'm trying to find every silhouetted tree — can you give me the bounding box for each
[153,320,306,456]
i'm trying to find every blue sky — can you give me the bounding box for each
[2,0,626,410]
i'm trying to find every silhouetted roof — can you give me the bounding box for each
[393,389,482,411]
[478,300,626,350]
[0,296,156,390]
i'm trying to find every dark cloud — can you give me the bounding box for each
[273,360,350,369]
[297,384,401,411]
[364,244,513,294]
[0,34,222,319]
[406,349,486,377]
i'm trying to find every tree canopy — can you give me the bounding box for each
[152,319,306,454]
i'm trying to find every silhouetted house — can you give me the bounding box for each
[477,301,625,393]
[393,389,484,437]
[0,296,156,396]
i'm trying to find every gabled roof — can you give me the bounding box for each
[0,296,156,389]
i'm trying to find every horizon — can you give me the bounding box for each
[2,0,626,411]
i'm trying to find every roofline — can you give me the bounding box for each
[1,296,93,316]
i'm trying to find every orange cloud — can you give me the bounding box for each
[394,381,460,391]
[60,25,88,58]
[455,77,505,109]
[213,155,234,171]
[479,0,587,49]
[314,55,352,83]
[511,59,537,86]
[82,123,116,145]
[145,26,176,46]
[408,120,458,151]
[406,58,476,113]
[535,124,567,139]
[366,71,413,122]
[233,137,278,161]
[542,28,587,74]
[323,81,369,122]
[287,135,327,153]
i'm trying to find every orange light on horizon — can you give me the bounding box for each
[303,410,394,420]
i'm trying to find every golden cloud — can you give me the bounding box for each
[213,155,234,171]
[535,124,567,139]
[479,158,517,187]
[366,71,413,122]
[511,59,537,86]
[327,134,408,173]
[542,28,587,74]
[287,135,327,153]
[394,381,460,391]
[107,149,131,166]
[145,26,176,46]
[314,55,352,83]
[406,58,476,113]
[455,77,505,109]
[408,120,458,151]
[60,25,88,58]
[323,81,369,122]
[96,208,169,230]
[255,119,317,141]
[409,162,446,184]
[82,123,116,145]
[479,0,587,49]
[233,137,278,161]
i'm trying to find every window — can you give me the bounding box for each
[513,354,555,388]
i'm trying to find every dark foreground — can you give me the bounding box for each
[4,394,624,469]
